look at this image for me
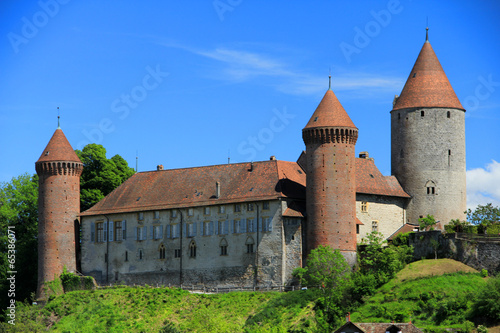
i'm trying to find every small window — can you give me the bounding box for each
[220,239,228,256]
[96,222,104,242]
[203,221,213,236]
[189,241,197,258]
[154,225,163,240]
[219,205,225,214]
[413,72,417,78]
[159,244,166,259]
[262,201,270,210]
[426,180,436,195]
[356,225,360,234]
[372,221,378,232]
[204,207,210,215]
[234,204,241,213]
[171,210,177,218]
[188,208,194,216]
[114,221,123,241]
[421,111,424,117]
[398,113,401,120]
[247,203,254,211]
[125,251,128,262]
[447,111,451,118]
[361,202,368,213]
[154,211,160,219]
[246,237,255,253]
[187,223,196,237]
[138,249,143,260]
[171,224,180,238]
[138,212,144,221]
[174,249,181,258]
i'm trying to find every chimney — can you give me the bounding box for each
[346,312,350,322]
[270,155,276,160]
[157,165,164,170]
[249,162,254,172]
[216,181,220,199]
[359,152,369,159]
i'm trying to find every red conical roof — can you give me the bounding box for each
[36,128,81,163]
[304,89,357,129]
[392,40,464,111]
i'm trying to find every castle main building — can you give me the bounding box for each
[36,30,466,291]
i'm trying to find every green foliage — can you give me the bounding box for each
[419,214,437,231]
[391,232,411,246]
[480,269,488,277]
[0,173,39,320]
[466,203,500,234]
[477,325,489,333]
[76,144,135,211]
[468,275,500,324]
[60,270,95,293]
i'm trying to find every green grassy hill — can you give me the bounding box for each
[3,259,492,333]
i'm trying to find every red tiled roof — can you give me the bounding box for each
[387,223,419,241]
[356,158,410,198]
[304,89,357,129]
[392,40,464,111]
[36,128,81,163]
[355,323,424,333]
[81,160,306,216]
[283,201,306,218]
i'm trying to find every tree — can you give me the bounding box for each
[0,173,38,319]
[468,275,500,324]
[76,144,135,211]
[466,203,500,234]
[419,214,437,231]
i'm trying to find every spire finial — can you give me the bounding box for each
[328,67,332,90]
[425,17,429,42]
[57,107,61,129]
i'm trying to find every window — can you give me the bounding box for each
[219,205,225,214]
[153,225,163,240]
[220,239,228,256]
[234,204,241,212]
[171,210,177,218]
[361,202,368,213]
[262,201,269,210]
[159,244,166,259]
[137,226,147,240]
[174,249,181,258]
[125,251,128,262]
[218,220,229,235]
[138,249,143,260]
[246,237,255,253]
[96,222,104,242]
[247,218,256,232]
[398,113,401,120]
[204,207,210,215]
[233,220,240,233]
[114,221,123,241]
[421,110,424,117]
[372,221,378,232]
[426,180,436,195]
[188,208,194,216]
[448,149,451,166]
[263,217,272,232]
[447,111,451,118]
[247,203,254,211]
[203,221,213,236]
[171,224,180,238]
[189,241,196,258]
[187,223,197,237]
[154,211,160,220]
[356,225,360,234]
[138,212,144,221]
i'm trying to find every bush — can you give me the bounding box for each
[468,275,500,323]
[480,269,488,278]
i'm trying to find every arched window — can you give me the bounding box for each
[220,238,228,256]
[245,237,255,253]
[425,180,436,195]
[159,244,166,259]
[189,241,196,258]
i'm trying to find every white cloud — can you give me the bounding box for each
[466,160,500,209]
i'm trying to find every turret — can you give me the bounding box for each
[302,77,358,266]
[391,28,466,225]
[35,120,83,299]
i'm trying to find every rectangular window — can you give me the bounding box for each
[219,205,225,214]
[203,221,213,236]
[174,249,181,258]
[154,211,160,220]
[187,223,197,237]
[263,217,272,232]
[247,244,254,253]
[247,218,256,232]
[204,207,210,215]
[138,212,144,221]
[188,208,194,216]
[114,221,123,241]
[171,224,180,238]
[218,221,228,235]
[240,219,247,233]
[220,245,228,256]
[234,204,241,213]
[356,224,360,234]
[153,225,163,240]
[233,220,240,233]
[247,203,254,211]
[262,201,269,210]
[171,210,177,218]
[372,221,378,232]
[137,226,147,241]
[96,222,104,242]
[361,201,368,213]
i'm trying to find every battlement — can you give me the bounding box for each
[302,127,358,145]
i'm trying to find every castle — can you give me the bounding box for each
[36,29,466,296]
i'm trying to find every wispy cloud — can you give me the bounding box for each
[156,40,403,96]
[467,160,500,209]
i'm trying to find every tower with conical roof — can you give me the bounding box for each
[391,28,466,225]
[302,77,358,265]
[35,120,83,299]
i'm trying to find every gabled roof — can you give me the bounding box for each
[304,89,357,130]
[387,223,419,241]
[81,160,306,216]
[36,128,81,163]
[392,36,464,111]
[356,158,410,198]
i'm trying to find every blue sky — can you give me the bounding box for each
[1,0,499,209]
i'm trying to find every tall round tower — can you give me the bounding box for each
[303,78,358,265]
[391,28,466,225]
[35,122,83,299]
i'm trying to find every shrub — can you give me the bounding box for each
[480,269,488,277]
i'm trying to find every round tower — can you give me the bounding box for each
[391,28,466,225]
[303,78,358,265]
[35,122,83,299]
